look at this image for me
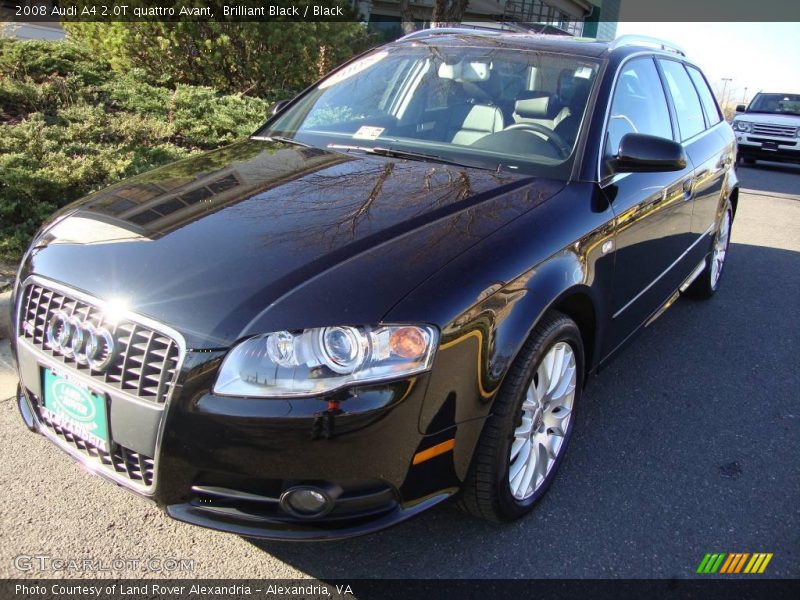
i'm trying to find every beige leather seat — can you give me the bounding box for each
[450,104,505,145]
[512,91,568,130]
[437,60,504,145]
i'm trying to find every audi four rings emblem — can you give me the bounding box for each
[46,311,116,371]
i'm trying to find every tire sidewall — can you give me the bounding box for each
[493,320,584,520]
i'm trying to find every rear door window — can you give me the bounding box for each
[686,65,722,126]
[659,60,707,141]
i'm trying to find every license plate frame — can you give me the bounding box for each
[41,368,110,452]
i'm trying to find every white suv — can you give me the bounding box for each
[733,92,800,166]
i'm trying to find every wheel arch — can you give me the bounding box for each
[443,267,602,485]
[549,289,598,379]
[417,248,609,483]
[491,252,605,398]
[729,185,739,220]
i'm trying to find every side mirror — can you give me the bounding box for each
[271,99,291,116]
[610,133,688,173]
[735,104,746,113]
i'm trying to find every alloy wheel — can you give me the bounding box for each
[508,341,577,500]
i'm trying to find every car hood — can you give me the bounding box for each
[23,139,563,348]
[737,112,800,126]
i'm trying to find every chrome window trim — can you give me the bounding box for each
[611,223,714,319]
[15,274,187,496]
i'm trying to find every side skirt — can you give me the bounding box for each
[591,257,708,374]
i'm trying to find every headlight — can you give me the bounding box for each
[733,120,751,133]
[213,324,439,397]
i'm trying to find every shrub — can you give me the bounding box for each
[0,38,109,85]
[65,3,373,97]
[102,75,271,148]
[0,39,107,122]
[0,38,272,261]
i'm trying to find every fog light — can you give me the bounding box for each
[280,486,334,518]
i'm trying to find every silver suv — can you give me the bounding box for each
[733,92,800,165]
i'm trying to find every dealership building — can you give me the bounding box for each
[355,0,620,39]
[2,0,619,41]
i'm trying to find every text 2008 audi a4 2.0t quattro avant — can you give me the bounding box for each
[9,31,738,540]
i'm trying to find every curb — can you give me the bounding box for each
[0,291,11,340]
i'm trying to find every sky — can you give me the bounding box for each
[614,22,800,105]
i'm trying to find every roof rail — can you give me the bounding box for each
[399,27,503,41]
[610,35,686,57]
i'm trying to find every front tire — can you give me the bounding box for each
[686,201,733,299]
[459,311,584,522]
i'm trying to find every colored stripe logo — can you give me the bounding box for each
[697,553,773,574]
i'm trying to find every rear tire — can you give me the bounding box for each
[459,311,584,522]
[686,201,733,300]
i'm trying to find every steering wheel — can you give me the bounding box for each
[503,123,571,158]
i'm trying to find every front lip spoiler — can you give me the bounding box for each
[17,384,37,431]
[166,492,454,541]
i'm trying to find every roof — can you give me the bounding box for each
[392,29,612,59]
[393,29,687,60]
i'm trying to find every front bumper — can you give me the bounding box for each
[736,135,800,163]
[12,280,464,541]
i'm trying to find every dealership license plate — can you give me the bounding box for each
[41,369,109,452]
[762,142,779,151]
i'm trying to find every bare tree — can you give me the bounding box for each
[398,0,418,35]
[432,0,471,27]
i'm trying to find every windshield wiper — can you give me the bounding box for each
[327,144,492,170]
[251,134,311,148]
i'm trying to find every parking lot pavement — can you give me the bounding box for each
[737,160,800,197]
[0,163,797,580]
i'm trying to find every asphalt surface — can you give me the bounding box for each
[0,161,797,580]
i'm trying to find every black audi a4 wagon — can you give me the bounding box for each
[10,30,738,540]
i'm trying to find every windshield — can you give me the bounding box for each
[747,93,800,116]
[257,45,601,176]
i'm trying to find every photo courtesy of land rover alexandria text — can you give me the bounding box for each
[9,31,738,540]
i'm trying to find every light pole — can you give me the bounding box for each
[742,87,748,104]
